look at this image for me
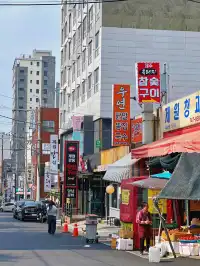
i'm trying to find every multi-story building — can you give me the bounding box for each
[32,107,59,200]
[60,0,200,137]
[11,50,56,189]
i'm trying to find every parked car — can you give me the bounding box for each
[16,200,47,222]
[0,202,15,212]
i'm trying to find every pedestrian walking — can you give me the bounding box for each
[47,200,57,235]
[136,202,152,255]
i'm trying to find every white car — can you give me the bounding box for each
[0,203,15,212]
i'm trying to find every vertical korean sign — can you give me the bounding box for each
[131,117,142,143]
[44,167,51,192]
[112,84,131,146]
[136,62,161,104]
[50,135,58,173]
[65,141,79,200]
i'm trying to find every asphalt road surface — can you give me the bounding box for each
[0,212,199,266]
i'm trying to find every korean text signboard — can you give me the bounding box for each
[131,117,142,143]
[112,84,131,146]
[44,168,51,192]
[65,141,79,187]
[50,135,58,173]
[136,62,161,104]
[162,90,200,132]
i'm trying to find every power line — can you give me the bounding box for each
[0,0,126,6]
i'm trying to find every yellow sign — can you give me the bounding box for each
[148,189,167,214]
[162,90,200,132]
[121,221,133,231]
[121,189,130,205]
[101,146,129,165]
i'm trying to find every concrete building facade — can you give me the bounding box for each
[11,50,56,188]
[60,0,200,138]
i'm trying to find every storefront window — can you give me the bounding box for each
[111,184,118,208]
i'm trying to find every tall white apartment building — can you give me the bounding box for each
[60,0,200,134]
[12,50,56,185]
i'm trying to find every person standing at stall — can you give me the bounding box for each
[47,200,57,235]
[136,202,152,255]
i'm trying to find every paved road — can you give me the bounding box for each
[0,212,199,266]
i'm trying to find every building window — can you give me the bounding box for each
[36,80,39,85]
[88,41,92,65]
[19,96,24,100]
[30,80,32,83]
[73,33,76,54]
[43,89,47,94]
[44,70,48,76]
[88,6,93,31]
[30,89,32,92]
[20,79,24,82]
[73,5,76,26]
[68,41,71,60]
[63,89,66,105]
[94,67,99,93]
[60,92,63,106]
[87,74,92,98]
[19,105,23,109]
[81,81,85,103]
[36,71,40,75]
[43,98,47,104]
[72,91,75,110]
[36,98,39,102]
[42,120,55,132]
[82,49,86,71]
[30,98,32,101]
[19,88,24,91]
[20,69,24,74]
[44,80,48,85]
[37,62,40,66]
[67,95,71,111]
[69,13,72,33]
[76,86,80,107]
[83,16,86,40]
[63,110,66,124]
[77,56,80,77]
[78,25,81,45]
[72,62,75,82]
[95,31,99,57]
[30,70,33,74]
[36,89,39,93]
[44,62,48,67]
[30,62,33,65]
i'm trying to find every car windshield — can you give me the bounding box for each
[24,201,37,207]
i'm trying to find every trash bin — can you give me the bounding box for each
[85,214,99,243]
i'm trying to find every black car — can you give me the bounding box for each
[16,201,47,222]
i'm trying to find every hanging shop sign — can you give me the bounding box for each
[135,62,161,104]
[162,90,200,132]
[44,168,51,192]
[65,141,79,187]
[112,84,131,146]
[131,117,142,143]
[50,135,58,173]
[42,143,50,154]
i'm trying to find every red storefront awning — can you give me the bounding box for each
[131,130,200,159]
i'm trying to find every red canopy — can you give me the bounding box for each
[131,130,200,159]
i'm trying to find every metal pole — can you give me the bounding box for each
[1,133,3,196]
[24,131,27,200]
[36,107,41,201]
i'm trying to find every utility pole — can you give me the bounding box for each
[36,106,41,201]
[1,133,4,196]
[24,131,28,200]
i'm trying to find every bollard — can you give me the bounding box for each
[72,223,79,237]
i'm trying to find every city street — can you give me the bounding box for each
[0,213,199,266]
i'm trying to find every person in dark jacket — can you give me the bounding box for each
[47,200,57,235]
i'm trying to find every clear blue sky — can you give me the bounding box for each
[0,4,60,133]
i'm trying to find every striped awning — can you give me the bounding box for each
[103,153,139,183]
